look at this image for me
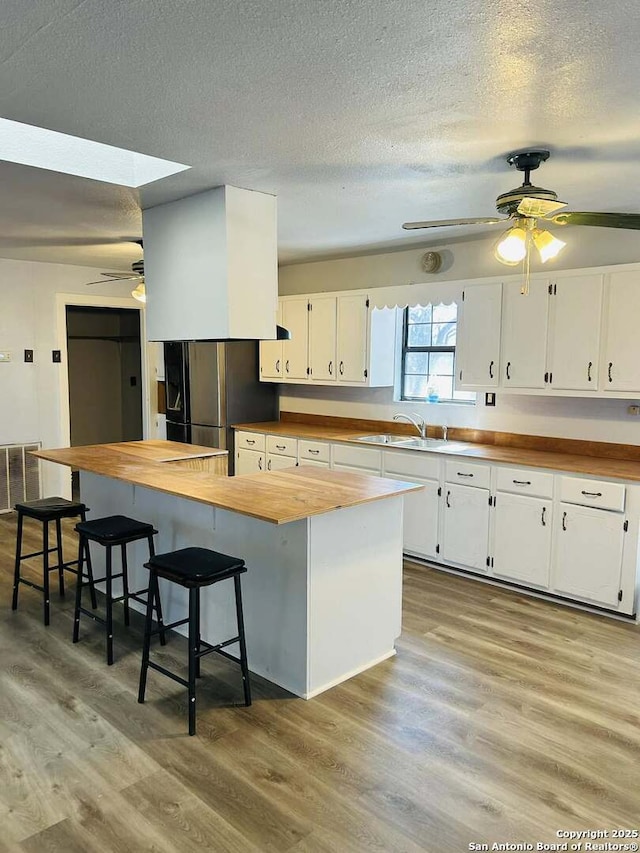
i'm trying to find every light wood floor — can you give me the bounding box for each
[1,512,639,852]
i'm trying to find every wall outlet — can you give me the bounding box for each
[24,349,33,363]
[52,350,61,363]
[0,350,12,363]
[627,405,640,416]
[485,392,496,406]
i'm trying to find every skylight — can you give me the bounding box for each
[0,117,190,187]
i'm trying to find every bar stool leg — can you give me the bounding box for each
[73,535,85,643]
[55,517,65,597]
[234,575,252,707]
[43,520,50,626]
[12,511,24,611]
[138,570,156,704]
[121,543,130,627]
[105,546,114,665]
[194,585,201,678]
[188,587,198,735]
[147,534,166,646]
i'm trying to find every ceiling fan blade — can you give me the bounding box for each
[402,217,507,230]
[517,198,568,218]
[86,274,139,285]
[549,211,640,230]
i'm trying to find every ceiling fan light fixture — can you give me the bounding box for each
[131,282,146,303]
[532,228,566,263]
[494,226,528,265]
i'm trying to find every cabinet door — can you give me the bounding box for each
[235,449,264,475]
[259,302,283,380]
[332,464,380,476]
[602,270,640,391]
[266,453,297,471]
[552,503,625,608]
[337,294,368,383]
[457,283,502,388]
[301,459,330,468]
[442,483,490,571]
[501,279,549,388]
[400,477,440,560]
[282,298,309,381]
[492,493,551,587]
[309,296,337,382]
[548,275,603,391]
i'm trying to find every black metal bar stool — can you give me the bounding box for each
[12,497,96,626]
[138,546,251,736]
[74,515,166,665]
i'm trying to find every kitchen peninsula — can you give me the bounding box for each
[33,440,421,698]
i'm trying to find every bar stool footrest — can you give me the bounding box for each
[78,607,106,625]
[197,636,240,659]
[150,616,189,635]
[147,660,189,688]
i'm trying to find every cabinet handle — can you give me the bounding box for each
[513,479,531,486]
[587,361,592,382]
[489,360,494,379]
[506,362,511,380]
[544,372,549,384]
[246,439,256,445]
[275,444,286,451]
[267,459,271,471]
[258,457,263,470]
[308,449,320,455]
[457,472,474,478]
[285,360,290,374]
[446,490,451,508]
[562,511,567,531]
[608,362,613,383]
[339,361,344,376]
[541,506,546,526]
[276,359,281,373]
[328,360,333,375]
[581,490,603,497]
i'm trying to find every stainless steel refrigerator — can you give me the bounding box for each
[164,341,277,474]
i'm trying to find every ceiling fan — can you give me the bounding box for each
[86,239,146,302]
[403,149,640,270]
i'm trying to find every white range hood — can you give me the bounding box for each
[142,185,278,342]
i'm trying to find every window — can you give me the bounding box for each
[400,303,475,403]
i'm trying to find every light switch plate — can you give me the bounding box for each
[0,351,11,363]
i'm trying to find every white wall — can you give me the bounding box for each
[0,257,141,497]
[278,231,640,445]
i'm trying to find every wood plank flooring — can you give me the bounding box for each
[1,511,639,852]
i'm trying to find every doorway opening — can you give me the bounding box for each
[66,306,143,497]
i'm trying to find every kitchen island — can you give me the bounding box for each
[33,440,421,698]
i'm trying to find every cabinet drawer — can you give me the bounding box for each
[496,466,554,498]
[559,476,625,512]
[299,440,330,463]
[332,443,382,471]
[383,449,440,480]
[266,434,298,457]
[445,460,490,489]
[235,431,266,451]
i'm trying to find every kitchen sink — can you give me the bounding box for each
[355,434,412,445]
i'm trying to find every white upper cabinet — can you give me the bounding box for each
[282,297,309,381]
[457,282,502,389]
[337,294,369,383]
[601,270,640,391]
[501,278,549,388]
[259,302,283,380]
[547,274,603,391]
[261,291,396,387]
[309,295,337,382]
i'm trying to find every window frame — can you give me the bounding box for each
[400,305,473,404]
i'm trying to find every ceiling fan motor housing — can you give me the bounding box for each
[496,184,559,215]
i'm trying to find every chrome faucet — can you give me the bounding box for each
[393,412,427,439]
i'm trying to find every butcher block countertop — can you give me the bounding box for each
[234,420,640,483]
[32,440,421,525]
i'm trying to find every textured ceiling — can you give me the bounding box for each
[0,0,639,270]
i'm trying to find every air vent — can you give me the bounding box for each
[0,444,41,513]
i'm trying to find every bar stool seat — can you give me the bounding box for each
[74,515,165,665]
[138,546,251,736]
[12,496,94,625]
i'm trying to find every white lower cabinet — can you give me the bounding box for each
[235,448,264,475]
[442,482,490,572]
[492,492,552,588]
[551,502,625,609]
[266,454,297,471]
[383,450,441,561]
